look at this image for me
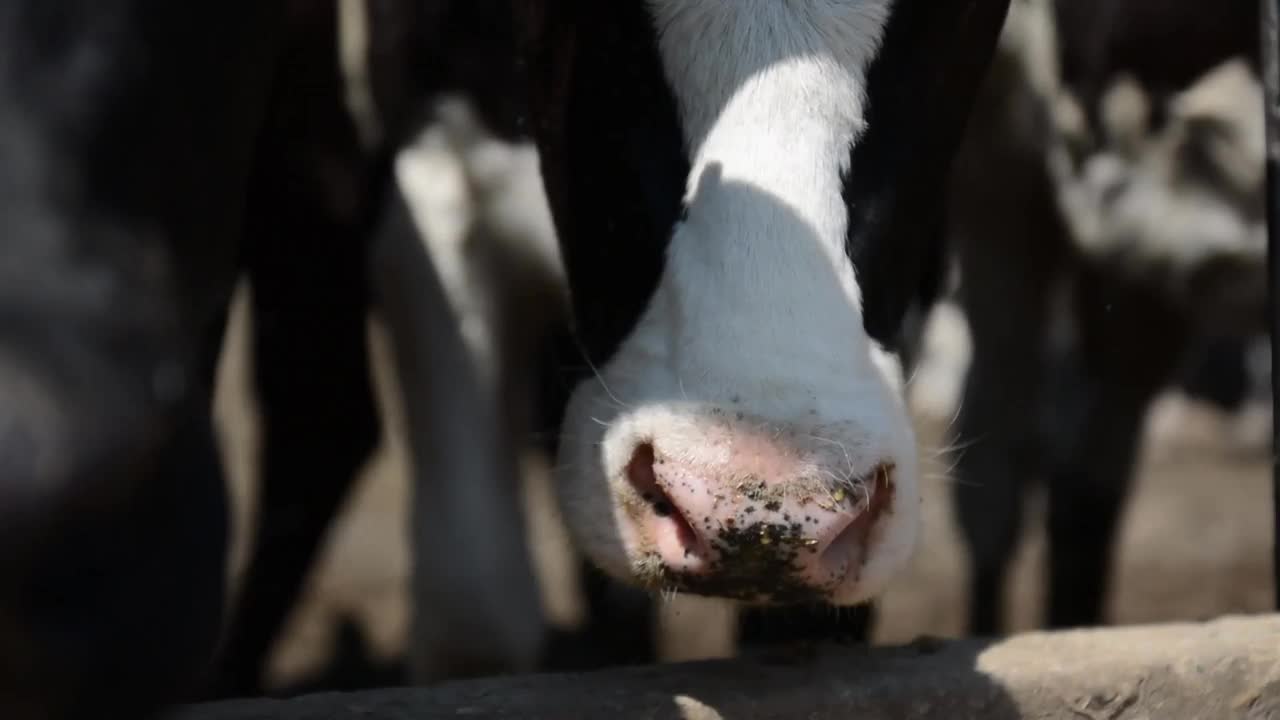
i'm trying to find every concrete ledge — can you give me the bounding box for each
[175,614,1280,719]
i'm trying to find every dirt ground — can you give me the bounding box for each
[211,285,1276,691]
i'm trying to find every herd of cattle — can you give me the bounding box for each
[0,0,1270,718]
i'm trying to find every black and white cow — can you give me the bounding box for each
[946,0,1263,636]
[517,0,1010,619]
[0,0,1011,717]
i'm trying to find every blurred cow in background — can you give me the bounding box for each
[942,0,1266,636]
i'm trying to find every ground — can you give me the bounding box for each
[211,286,1275,692]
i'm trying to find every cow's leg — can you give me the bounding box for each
[949,167,1066,636]
[946,0,1069,635]
[1179,335,1251,413]
[950,153,1066,637]
[1043,267,1185,629]
[211,0,381,696]
[951,242,1056,636]
[373,122,548,682]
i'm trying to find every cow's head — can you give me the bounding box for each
[1051,59,1267,334]
[521,0,1010,605]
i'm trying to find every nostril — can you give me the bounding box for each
[816,463,896,571]
[817,513,859,568]
[625,442,659,499]
[625,442,705,564]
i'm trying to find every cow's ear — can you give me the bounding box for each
[1098,73,1149,159]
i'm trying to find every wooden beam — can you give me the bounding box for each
[175,615,1280,720]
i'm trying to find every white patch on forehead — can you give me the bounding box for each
[647,0,891,147]
[647,0,891,305]
[637,0,896,406]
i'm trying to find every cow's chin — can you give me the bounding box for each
[552,350,921,608]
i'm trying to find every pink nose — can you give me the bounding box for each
[623,435,893,604]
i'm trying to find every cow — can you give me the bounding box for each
[0,1,1013,718]
[517,0,1010,631]
[946,0,1263,636]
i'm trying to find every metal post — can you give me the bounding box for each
[1262,0,1280,610]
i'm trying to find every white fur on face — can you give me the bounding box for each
[555,0,920,606]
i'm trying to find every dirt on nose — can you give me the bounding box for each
[635,465,895,604]
[652,518,828,604]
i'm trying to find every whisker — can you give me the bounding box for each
[804,433,856,477]
[941,390,968,435]
[904,360,923,390]
[920,471,983,488]
[571,337,631,410]
[919,435,982,460]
